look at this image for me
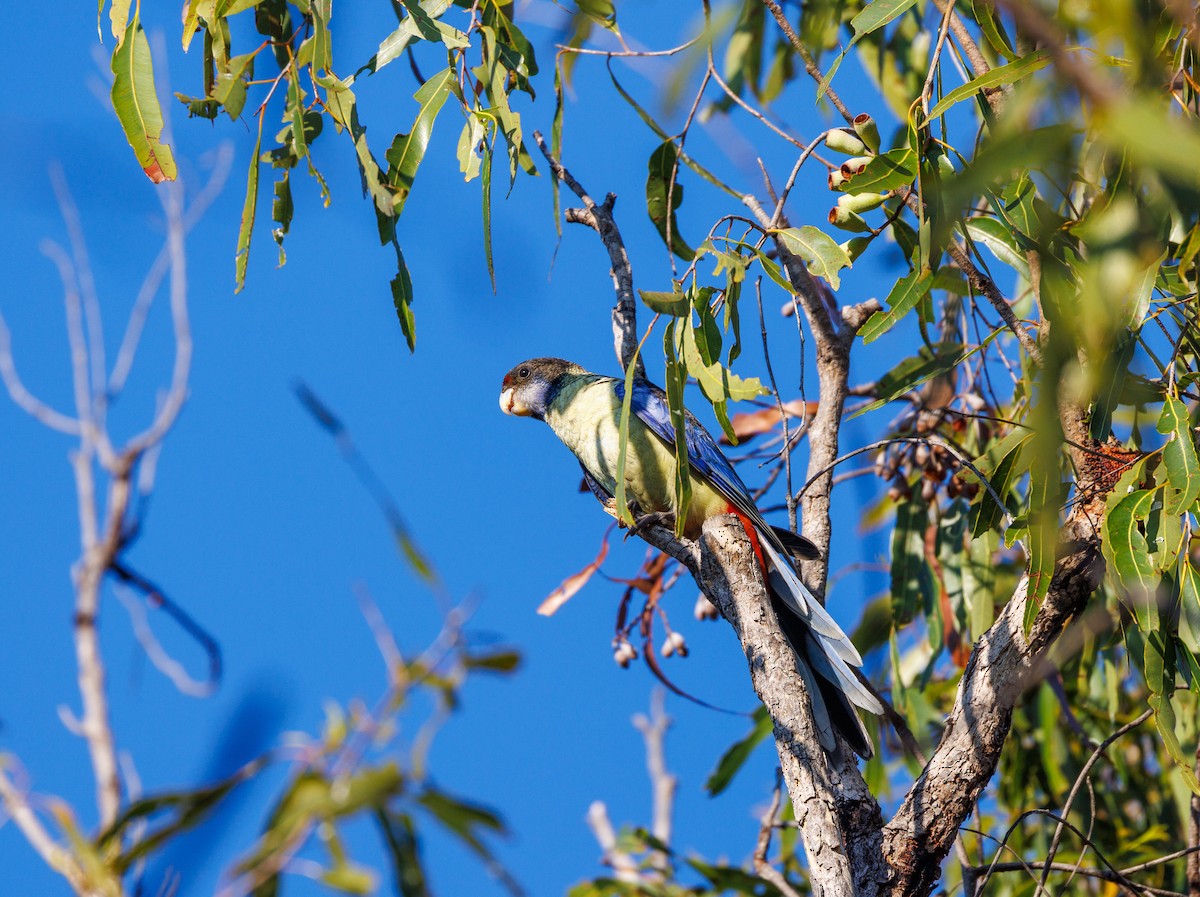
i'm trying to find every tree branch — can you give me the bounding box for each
[882,513,1105,897]
[532,130,643,377]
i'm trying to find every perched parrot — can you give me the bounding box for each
[499,357,881,758]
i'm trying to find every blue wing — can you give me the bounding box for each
[615,378,758,513]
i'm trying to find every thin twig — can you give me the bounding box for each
[753,773,804,897]
[761,0,855,125]
[532,130,643,376]
[1039,709,1154,894]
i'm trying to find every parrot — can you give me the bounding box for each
[499,357,881,758]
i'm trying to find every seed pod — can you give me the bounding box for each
[837,191,887,215]
[694,593,719,620]
[828,206,872,233]
[825,127,869,156]
[840,156,871,178]
[841,236,871,263]
[669,631,688,658]
[828,168,848,191]
[661,637,675,658]
[853,113,881,153]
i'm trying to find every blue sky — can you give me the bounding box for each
[0,3,906,895]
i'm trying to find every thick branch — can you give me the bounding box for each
[533,130,643,377]
[882,513,1105,897]
[698,517,865,895]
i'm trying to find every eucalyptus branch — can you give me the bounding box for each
[532,130,643,377]
[761,0,855,126]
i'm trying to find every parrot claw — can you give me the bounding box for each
[625,510,676,539]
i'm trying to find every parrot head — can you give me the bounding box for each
[499,357,585,419]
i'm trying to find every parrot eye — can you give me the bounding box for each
[517,366,531,380]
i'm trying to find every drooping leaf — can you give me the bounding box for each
[705,707,772,796]
[664,321,692,536]
[1157,395,1200,514]
[235,115,264,292]
[646,141,695,260]
[385,68,457,217]
[891,492,935,626]
[110,14,177,183]
[1102,488,1160,623]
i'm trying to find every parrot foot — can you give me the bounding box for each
[625,510,676,539]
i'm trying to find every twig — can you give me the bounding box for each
[753,774,804,897]
[1034,708,1153,893]
[585,802,640,884]
[1190,741,1200,896]
[0,767,85,891]
[631,689,676,876]
[761,0,855,125]
[532,130,643,376]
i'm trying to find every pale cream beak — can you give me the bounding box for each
[499,387,530,416]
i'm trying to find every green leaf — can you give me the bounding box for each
[1181,563,1200,655]
[927,51,1051,120]
[385,68,456,217]
[100,757,268,873]
[271,171,292,266]
[110,14,177,183]
[613,348,642,528]
[1102,487,1160,620]
[964,217,1031,279]
[681,320,769,418]
[1025,467,1059,618]
[1157,395,1200,514]
[1147,636,1200,794]
[664,323,692,537]
[704,706,773,796]
[859,267,933,343]
[456,115,485,182]
[235,115,264,292]
[774,226,853,290]
[818,0,916,100]
[646,141,695,260]
[891,492,934,627]
[391,249,417,351]
[416,788,506,858]
[375,811,430,897]
[969,436,1031,537]
[638,287,690,316]
[320,76,396,221]
[842,147,917,195]
[481,126,495,293]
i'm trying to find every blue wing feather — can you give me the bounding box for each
[617,379,755,508]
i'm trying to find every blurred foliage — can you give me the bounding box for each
[88,0,1200,892]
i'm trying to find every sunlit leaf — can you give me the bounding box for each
[774,226,853,290]
[110,14,177,183]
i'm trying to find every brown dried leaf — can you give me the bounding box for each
[537,531,611,616]
[723,400,819,444]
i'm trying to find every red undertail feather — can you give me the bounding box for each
[728,505,768,581]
